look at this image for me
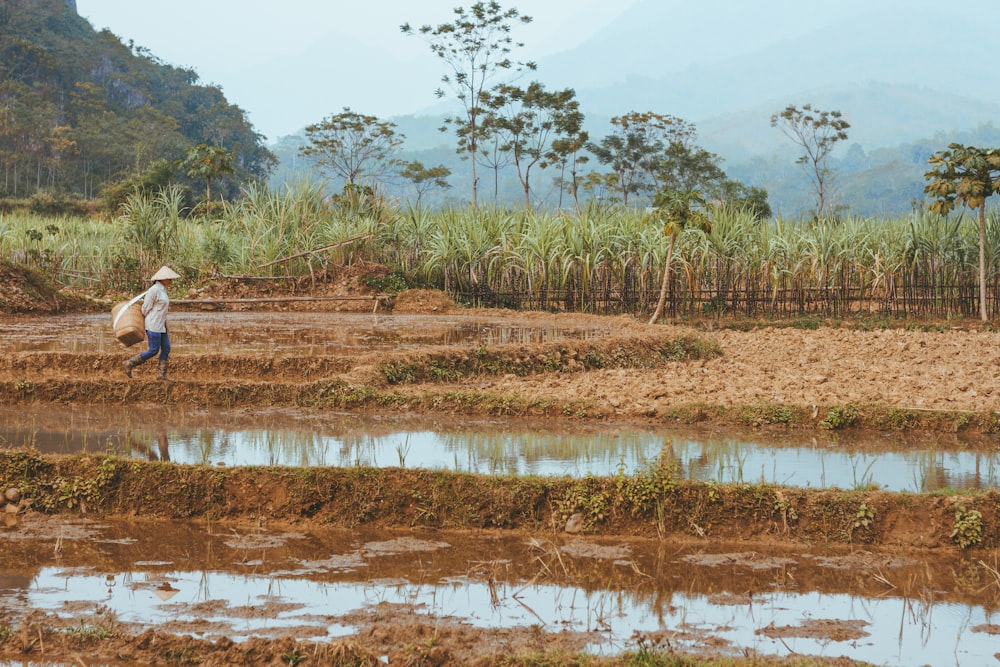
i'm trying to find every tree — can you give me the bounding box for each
[718,180,772,221]
[475,109,513,202]
[480,82,582,208]
[402,1,534,207]
[647,189,712,324]
[653,142,726,195]
[770,103,850,219]
[924,144,1000,322]
[180,143,234,214]
[299,108,403,188]
[587,111,693,206]
[549,126,589,208]
[399,160,452,205]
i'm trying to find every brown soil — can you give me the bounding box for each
[1,263,999,666]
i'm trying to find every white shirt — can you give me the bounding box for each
[141,281,170,333]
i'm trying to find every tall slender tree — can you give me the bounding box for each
[770,103,849,219]
[402,1,534,207]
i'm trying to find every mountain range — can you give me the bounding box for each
[541,0,999,156]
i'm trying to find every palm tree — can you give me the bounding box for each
[648,189,713,324]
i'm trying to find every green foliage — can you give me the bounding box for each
[99,159,185,215]
[924,143,1000,321]
[925,144,1000,216]
[819,404,860,430]
[789,316,822,330]
[479,82,585,208]
[555,455,678,530]
[614,454,678,516]
[382,362,419,385]
[588,112,696,205]
[181,144,236,214]
[556,477,612,528]
[0,4,274,206]
[738,402,795,427]
[53,456,119,511]
[363,268,411,293]
[300,108,404,188]
[62,609,120,643]
[951,505,983,548]
[283,648,304,666]
[118,185,186,270]
[885,409,915,431]
[201,227,234,269]
[849,502,876,540]
[399,160,452,204]
[658,336,722,362]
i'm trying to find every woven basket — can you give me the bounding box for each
[111,301,146,347]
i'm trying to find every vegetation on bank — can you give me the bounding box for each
[2,448,998,550]
[3,189,1000,320]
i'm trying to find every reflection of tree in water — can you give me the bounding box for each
[918,451,999,492]
[126,431,171,462]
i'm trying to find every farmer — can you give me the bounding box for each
[123,265,180,381]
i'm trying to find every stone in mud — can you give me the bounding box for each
[564,512,584,534]
[4,487,19,503]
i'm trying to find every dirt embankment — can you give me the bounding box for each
[2,449,998,550]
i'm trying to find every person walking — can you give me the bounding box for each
[123,266,180,381]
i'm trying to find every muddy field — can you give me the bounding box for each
[1,269,1000,666]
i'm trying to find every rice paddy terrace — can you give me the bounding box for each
[2,306,999,666]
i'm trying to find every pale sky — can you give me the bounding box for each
[75,0,639,142]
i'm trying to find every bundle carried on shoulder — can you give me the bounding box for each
[111,292,148,347]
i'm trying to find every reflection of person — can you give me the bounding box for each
[123,266,180,381]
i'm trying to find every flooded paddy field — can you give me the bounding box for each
[0,312,613,356]
[3,303,1000,665]
[1,404,998,492]
[2,516,999,666]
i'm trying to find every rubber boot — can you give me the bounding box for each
[123,354,144,378]
[157,359,172,382]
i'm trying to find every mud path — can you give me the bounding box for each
[3,309,1000,433]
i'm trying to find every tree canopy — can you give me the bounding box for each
[924,143,1000,321]
[299,108,404,188]
[0,0,274,208]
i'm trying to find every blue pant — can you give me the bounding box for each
[139,330,170,362]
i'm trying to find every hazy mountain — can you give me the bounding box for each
[538,0,999,150]
[267,0,1000,215]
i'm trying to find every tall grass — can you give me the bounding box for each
[3,191,999,319]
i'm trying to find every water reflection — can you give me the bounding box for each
[0,520,997,667]
[10,568,998,663]
[1,405,998,491]
[0,312,609,355]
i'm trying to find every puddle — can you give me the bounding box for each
[2,404,998,491]
[1,518,998,666]
[0,312,609,355]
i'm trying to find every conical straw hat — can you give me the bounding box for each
[150,266,180,281]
